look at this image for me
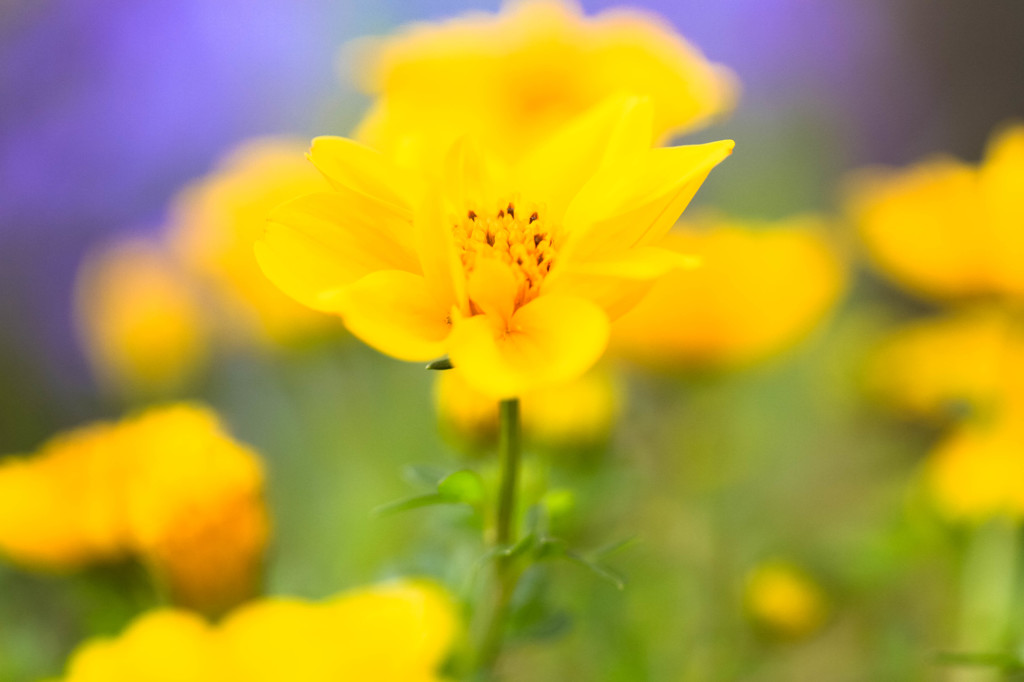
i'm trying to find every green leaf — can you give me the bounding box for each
[371,493,448,517]
[375,470,485,518]
[516,611,572,641]
[437,470,486,507]
[565,550,626,590]
[534,538,568,561]
[505,568,574,642]
[425,356,454,370]
[591,536,639,560]
[402,464,449,489]
[501,532,537,560]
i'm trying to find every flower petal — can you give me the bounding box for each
[308,136,422,212]
[440,136,511,212]
[515,94,653,225]
[415,192,468,315]
[558,245,698,279]
[254,230,348,313]
[335,270,453,362]
[545,245,698,318]
[255,191,419,311]
[448,295,610,399]
[467,257,518,324]
[560,139,734,263]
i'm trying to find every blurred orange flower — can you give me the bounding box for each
[0,404,268,615]
[851,123,1024,524]
[926,406,1024,521]
[611,215,845,369]
[867,306,1024,422]
[848,123,1024,302]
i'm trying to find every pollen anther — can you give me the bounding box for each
[453,200,556,308]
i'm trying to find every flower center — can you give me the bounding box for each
[453,200,556,309]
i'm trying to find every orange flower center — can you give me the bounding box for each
[453,200,557,308]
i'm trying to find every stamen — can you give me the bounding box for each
[452,200,556,309]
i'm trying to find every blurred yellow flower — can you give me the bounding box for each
[851,124,1024,526]
[435,366,619,451]
[118,405,269,615]
[0,404,268,615]
[926,408,1024,522]
[611,216,845,369]
[57,580,457,682]
[0,423,127,569]
[351,0,737,169]
[744,560,828,639]
[257,96,732,398]
[74,238,209,395]
[848,123,1024,302]
[167,138,334,346]
[867,306,1024,422]
[61,610,223,682]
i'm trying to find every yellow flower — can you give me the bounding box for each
[0,425,126,570]
[848,123,1024,302]
[118,405,269,616]
[867,306,1024,422]
[435,366,619,451]
[57,580,457,682]
[166,138,334,346]
[74,237,209,395]
[351,0,738,170]
[610,215,845,369]
[61,611,223,682]
[0,404,268,615]
[257,96,733,398]
[744,560,828,639]
[926,407,1024,521]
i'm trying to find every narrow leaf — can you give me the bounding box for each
[566,551,626,590]
[371,493,447,517]
[425,356,454,370]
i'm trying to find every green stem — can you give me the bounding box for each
[496,399,521,547]
[954,518,1019,682]
[471,398,522,678]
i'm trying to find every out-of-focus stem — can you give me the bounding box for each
[953,518,1019,682]
[471,398,522,678]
